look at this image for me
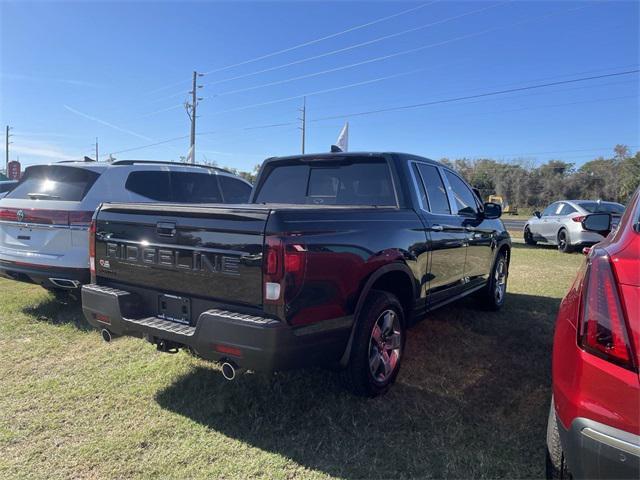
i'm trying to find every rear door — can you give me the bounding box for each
[0,165,100,266]
[411,162,467,306]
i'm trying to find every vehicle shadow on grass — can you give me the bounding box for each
[21,294,92,331]
[156,292,560,479]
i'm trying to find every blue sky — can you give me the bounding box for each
[1,0,638,171]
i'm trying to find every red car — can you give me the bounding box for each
[547,188,640,479]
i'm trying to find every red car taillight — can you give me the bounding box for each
[572,215,587,223]
[263,235,306,303]
[89,219,97,283]
[69,211,94,227]
[0,208,94,227]
[578,249,636,371]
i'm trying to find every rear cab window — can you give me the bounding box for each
[254,157,397,206]
[7,165,100,201]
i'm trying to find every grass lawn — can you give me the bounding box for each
[0,243,583,479]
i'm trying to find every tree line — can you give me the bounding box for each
[217,144,639,209]
[440,144,639,208]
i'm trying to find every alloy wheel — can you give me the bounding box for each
[368,309,402,384]
[494,258,507,304]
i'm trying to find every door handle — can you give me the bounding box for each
[430,224,444,232]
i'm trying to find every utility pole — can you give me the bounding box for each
[298,97,306,154]
[186,71,204,164]
[5,125,12,174]
[95,137,99,162]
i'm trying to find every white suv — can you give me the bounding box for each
[0,160,252,292]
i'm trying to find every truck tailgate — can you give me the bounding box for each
[94,203,268,307]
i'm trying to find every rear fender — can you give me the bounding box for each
[339,263,417,367]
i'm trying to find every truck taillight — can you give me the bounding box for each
[89,219,96,283]
[578,250,635,371]
[263,236,306,303]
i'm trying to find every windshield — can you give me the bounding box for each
[254,158,396,206]
[577,201,625,214]
[6,165,100,201]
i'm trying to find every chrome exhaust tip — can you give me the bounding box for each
[101,329,112,343]
[221,361,241,381]
[49,278,81,289]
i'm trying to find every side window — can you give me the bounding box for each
[558,203,577,216]
[542,203,557,217]
[411,164,428,209]
[416,164,450,214]
[555,203,565,215]
[170,172,222,203]
[219,176,251,203]
[125,171,171,201]
[443,170,479,217]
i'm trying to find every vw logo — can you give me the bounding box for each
[16,210,25,222]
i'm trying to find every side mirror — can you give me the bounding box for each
[483,202,502,219]
[534,211,541,219]
[582,213,612,234]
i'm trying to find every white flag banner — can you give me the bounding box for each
[331,122,349,152]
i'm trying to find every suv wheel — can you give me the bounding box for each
[524,226,537,245]
[546,401,570,479]
[346,290,405,397]
[478,251,509,310]
[557,229,572,253]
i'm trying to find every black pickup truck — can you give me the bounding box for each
[82,152,510,396]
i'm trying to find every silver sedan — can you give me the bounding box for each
[523,200,625,253]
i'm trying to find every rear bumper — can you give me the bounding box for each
[568,229,604,246]
[558,415,640,479]
[0,259,88,289]
[81,283,351,372]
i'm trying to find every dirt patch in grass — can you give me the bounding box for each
[0,244,584,479]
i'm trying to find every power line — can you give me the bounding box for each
[209,68,428,115]
[146,1,437,96]
[243,93,635,131]
[309,69,640,122]
[152,1,505,103]
[104,90,636,159]
[145,3,591,118]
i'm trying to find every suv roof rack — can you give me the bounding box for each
[110,160,230,173]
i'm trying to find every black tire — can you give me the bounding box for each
[346,290,405,397]
[524,226,537,245]
[557,229,573,253]
[546,400,571,479]
[477,250,509,311]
